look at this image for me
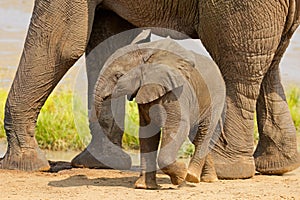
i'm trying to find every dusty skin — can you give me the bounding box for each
[0,162,299,200]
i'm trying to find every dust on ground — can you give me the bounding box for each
[0,163,299,200]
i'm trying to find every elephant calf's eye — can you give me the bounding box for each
[102,95,111,101]
[115,72,124,80]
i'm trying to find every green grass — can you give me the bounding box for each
[0,90,6,138]
[0,90,89,151]
[123,99,140,150]
[287,87,300,131]
[253,86,300,143]
[0,86,299,154]
[35,91,88,151]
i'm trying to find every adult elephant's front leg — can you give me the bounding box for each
[1,0,98,171]
[71,8,145,169]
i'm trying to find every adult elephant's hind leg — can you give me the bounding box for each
[254,18,300,174]
[197,0,290,179]
[1,0,97,171]
[255,68,300,174]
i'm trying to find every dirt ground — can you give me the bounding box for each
[0,162,299,200]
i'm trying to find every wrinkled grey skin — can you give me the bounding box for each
[93,38,225,189]
[2,0,300,178]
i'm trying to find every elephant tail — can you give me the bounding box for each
[295,0,300,25]
[270,0,300,64]
[282,0,300,40]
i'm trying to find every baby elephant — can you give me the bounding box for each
[94,38,225,189]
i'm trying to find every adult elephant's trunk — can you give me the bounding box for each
[1,0,98,171]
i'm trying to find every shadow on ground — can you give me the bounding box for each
[47,160,170,189]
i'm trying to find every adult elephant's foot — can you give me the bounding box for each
[210,132,256,179]
[0,146,50,171]
[254,86,300,174]
[254,134,300,174]
[71,148,132,170]
[134,172,160,189]
[254,151,300,175]
[71,118,131,169]
[211,122,256,179]
[161,162,187,185]
[71,139,132,170]
[71,148,112,169]
[210,96,256,179]
[212,153,255,179]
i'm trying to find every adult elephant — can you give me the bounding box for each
[1,0,300,179]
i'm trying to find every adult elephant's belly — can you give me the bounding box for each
[102,0,199,39]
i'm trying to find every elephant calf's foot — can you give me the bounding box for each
[186,170,200,183]
[0,147,50,171]
[186,162,202,183]
[161,162,187,185]
[254,150,300,175]
[71,147,132,170]
[186,163,218,183]
[134,172,160,189]
[201,154,218,182]
[186,155,218,183]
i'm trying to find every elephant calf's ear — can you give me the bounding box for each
[135,84,166,104]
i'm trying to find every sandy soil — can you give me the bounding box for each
[0,162,299,200]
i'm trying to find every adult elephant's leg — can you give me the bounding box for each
[255,68,300,174]
[198,0,289,179]
[254,13,300,174]
[71,9,144,169]
[1,0,98,171]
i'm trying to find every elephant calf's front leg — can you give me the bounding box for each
[135,134,161,189]
[134,106,161,189]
